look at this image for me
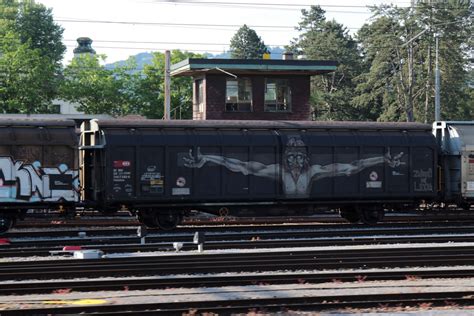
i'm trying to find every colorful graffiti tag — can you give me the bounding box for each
[0,156,79,202]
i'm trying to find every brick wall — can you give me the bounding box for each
[202,74,311,121]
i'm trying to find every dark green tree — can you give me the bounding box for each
[14,1,66,67]
[415,0,473,121]
[59,54,140,116]
[353,12,412,122]
[0,32,57,113]
[290,6,366,120]
[0,0,18,35]
[354,2,473,122]
[59,50,203,118]
[230,24,268,59]
[0,0,65,113]
[138,50,203,119]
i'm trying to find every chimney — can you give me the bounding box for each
[282,51,294,60]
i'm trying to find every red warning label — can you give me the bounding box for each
[113,160,131,168]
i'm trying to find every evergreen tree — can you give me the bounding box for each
[290,6,366,121]
[230,25,268,59]
[354,2,473,122]
[415,0,473,121]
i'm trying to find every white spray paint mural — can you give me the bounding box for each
[183,137,405,196]
[0,156,79,202]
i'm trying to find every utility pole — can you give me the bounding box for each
[424,40,432,124]
[434,34,441,121]
[403,28,442,122]
[164,50,171,120]
[402,29,426,122]
[424,0,432,124]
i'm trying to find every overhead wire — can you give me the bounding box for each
[55,18,363,31]
[19,0,472,64]
[146,0,411,9]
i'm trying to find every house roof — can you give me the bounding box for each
[171,58,338,77]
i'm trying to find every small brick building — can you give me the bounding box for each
[171,58,337,121]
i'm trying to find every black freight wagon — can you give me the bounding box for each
[80,120,438,228]
[0,119,79,232]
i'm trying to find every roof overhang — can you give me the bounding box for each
[171,58,338,77]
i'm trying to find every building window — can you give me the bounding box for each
[225,78,252,112]
[196,79,204,113]
[264,79,291,112]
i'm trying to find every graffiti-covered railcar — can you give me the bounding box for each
[80,119,438,228]
[0,119,79,231]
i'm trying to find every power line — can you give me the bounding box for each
[55,18,302,30]
[152,3,374,13]
[149,0,409,8]
[62,42,441,53]
[55,18,365,30]
[148,0,468,9]
[64,45,231,53]
[64,39,288,46]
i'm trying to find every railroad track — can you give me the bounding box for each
[1,285,474,315]
[1,245,474,281]
[2,267,474,296]
[3,228,474,258]
[7,220,474,238]
[1,246,474,315]
[3,220,474,314]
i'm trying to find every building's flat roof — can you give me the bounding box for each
[171,58,338,76]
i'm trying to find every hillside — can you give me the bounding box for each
[105,47,286,70]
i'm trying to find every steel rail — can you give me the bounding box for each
[2,233,474,258]
[4,235,474,258]
[1,246,474,281]
[2,267,474,296]
[1,289,473,315]
[6,221,474,238]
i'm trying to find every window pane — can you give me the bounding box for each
[226,78,252,112]
[265,82,276,102]
[226,80,238,101]
[264,79,291,112]
[239,80,252,101]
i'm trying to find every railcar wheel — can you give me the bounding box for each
[0,216,15,234]
[360,208,384,225]
[156,212,182,230]
[461,202,471,211]
[218,207,230,217]
[141,216,158,228]
[339,209,360,223]
[138,209,159,228]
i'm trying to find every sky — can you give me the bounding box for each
[35,0,411,64]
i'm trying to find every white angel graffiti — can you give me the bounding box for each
[183,137,404,196]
